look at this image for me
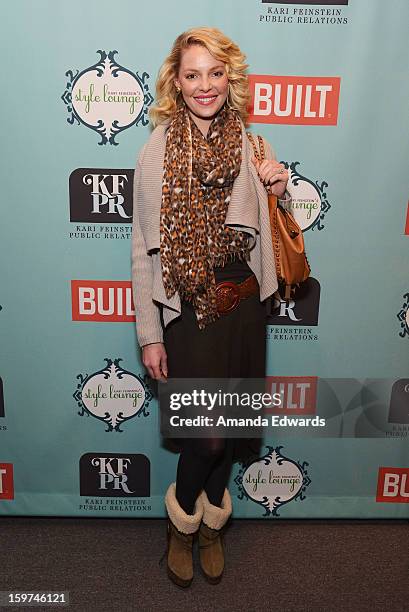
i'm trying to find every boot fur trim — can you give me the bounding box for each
[165,483,203,535]
[201,488,232,531]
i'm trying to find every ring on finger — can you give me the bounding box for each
[264,169,284,182]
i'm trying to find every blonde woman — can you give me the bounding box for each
[131,26,290,588]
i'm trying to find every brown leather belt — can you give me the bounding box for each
[215,274,259,315]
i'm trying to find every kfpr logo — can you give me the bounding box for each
[234,446,310,516]
[388,379,409,424]
[61,50,153,144]
[80,453,150,497]
[70,169,133,222]
[73,358,153,432]
[267,278,321,326]
[71,280,135,322]
[0,463,14,500]
[376,467,409,503]
[248,75,340,125]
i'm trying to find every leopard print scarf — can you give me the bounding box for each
[160,103,251,330]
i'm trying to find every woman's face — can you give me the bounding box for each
[174,44,229,123]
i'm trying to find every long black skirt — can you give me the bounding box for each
[162,259,266,463]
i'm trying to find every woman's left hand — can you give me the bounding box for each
[252,157,289,198]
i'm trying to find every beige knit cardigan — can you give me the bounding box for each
[131,119,291,348]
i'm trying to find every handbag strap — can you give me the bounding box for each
[247,134,310,294]
[246,132,265,163]
[246,132,282,281]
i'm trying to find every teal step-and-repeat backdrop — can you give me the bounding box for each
[1,0,409,518]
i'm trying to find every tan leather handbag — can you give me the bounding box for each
[247,133,311,298]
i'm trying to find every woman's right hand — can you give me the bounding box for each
[142,343,168,381]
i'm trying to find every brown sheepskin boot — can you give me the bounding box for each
[164,483,203,588]
[198,488,232,584]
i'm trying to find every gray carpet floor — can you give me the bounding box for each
[0,517,408,612]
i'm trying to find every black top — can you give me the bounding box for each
[213,258,254,284]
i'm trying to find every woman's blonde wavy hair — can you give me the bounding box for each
[149,27,251,127]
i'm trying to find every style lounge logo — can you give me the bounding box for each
[283,162,330,232]
[73,358,153,432]
[0,463,14,500]
[397,292,409,338]
[71,281,135,322]
[69,169,134,230]
[235,446,311,516]
[61,50,153,144]
[80,453,150,499]
[259,1,349,26]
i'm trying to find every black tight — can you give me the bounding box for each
[175,437,235,514]
[163,260,267,516]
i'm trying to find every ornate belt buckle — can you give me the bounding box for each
[215,281,241,314]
